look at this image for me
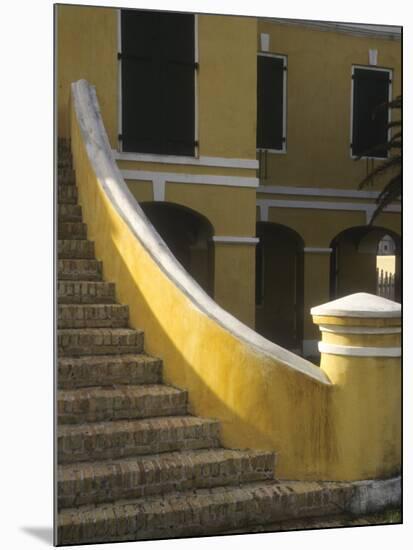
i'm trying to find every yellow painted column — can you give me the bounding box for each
[312,293,401,480]
[303,248,332,357]
[212,237,258,329]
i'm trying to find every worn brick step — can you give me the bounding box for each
[58,384,187,424]
[58,416,221,463]
[58,281,116,304]
[58,354,162,389]
[58,156,73,169]
[58,184,78,204]
[58,204,82,223]
[58,168,76,185]
[58,222,87,240]
[58,448,275,508]
[58,239,95,260]
[57,479,343,544]
[58,328,143,356]
[58,259,102,281]
[58,138,71,152]
[58,304,129,329]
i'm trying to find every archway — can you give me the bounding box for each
[255,222,304,352]
[141,202,214,296]
[330,225,401,302]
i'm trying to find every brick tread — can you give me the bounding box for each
[58,327,144,356]
[57,480,344,544]
[58,222,87,240]
[58,184,78,204]
[58,416,221,463]
[58,204,82,222]
[58,448,275,507]
[58,304,129,328]
[58,384,188,424]
[58,259,102,281]
[58,239,95,260]
[58,280,115,304]
[58,354,162,388]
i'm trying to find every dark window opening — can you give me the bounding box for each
[351,67,391,158]
[120,10,195,156]
[257,55,285,150]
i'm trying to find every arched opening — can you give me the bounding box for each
[255,222,304,353]
[141,202,214,296]
[330,226,401,302]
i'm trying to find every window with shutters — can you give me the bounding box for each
[351,66,392,159]
[119,10,196,156]
[257,54,287,152]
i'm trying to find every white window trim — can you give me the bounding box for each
[257,52,288,154]
[350,64,393,161]
[117,9,199,157]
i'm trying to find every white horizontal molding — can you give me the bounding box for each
[212,236,260,245]
[257,198,401,217]
[114,150,259,170]
[318,341,401,358]
[319,324,401,335]
[257,185,381,199]
[122,170,259,189]
[304,247,333,254]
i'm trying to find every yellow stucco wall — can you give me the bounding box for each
[56,5,118,147]
[70,83,401,481]
[198,15,257,158]
[316,315,401,480]
[257,21,401,189]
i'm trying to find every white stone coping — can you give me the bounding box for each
[318,341,401,358]
[71,79,329,385]
[311,292,401,319]
[319,324,401,335]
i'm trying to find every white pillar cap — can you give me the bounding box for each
[311,293,401,319]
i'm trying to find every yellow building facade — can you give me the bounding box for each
[56,5,401,357]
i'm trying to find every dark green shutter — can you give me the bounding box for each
[352,68,390,158]
[120,10,195,155]
[257,56,284,150]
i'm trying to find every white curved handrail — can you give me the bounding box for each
[71,79,330,385]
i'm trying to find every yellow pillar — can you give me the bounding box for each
[212,237,258,329]
[312,292,401,480]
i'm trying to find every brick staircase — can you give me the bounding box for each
[56,140,350,544]
[56,139,282,544]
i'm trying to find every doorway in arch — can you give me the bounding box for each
[330,226,401,302]
[141,202,214,297]
[255,222,304,353]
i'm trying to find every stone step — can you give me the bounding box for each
[58,222,87,240]
[58,448,275,508]
[58,415,221,463]
[58,281,116,304]
[58,328,144,356]
[58,239,95,260]
[58,259,103,281]
[58,156,73,169]
[58,184,78,204]
[58,138,71,153]
[58,168,76,185]
[58,204,82,223]
[58,354,162,389]
[58,384,188,424]
[57,480,340,544]
[58,304,129,329]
